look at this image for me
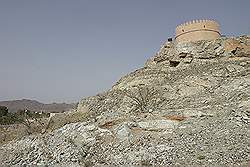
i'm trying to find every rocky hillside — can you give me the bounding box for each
[0,36,249,167]
[0,99,75,113]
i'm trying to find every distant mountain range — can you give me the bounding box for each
[0,99,76,113]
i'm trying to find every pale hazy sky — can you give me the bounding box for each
[0,0,249,103]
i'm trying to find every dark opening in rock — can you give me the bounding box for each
[231,49,237,55]
[179,53,187,58]
[169,60,180,67]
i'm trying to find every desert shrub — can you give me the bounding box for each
[0,113,17,125]
[197,155,206,160]
[120,84,162,112]
[1,110,53,144]
[0,109,49,134]
[0,106,21,125]
[0,106,8,117]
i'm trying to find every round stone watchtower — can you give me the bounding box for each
[175,19,220,43]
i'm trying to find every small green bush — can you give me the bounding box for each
[0,109,49,126]
[197,155,206,160]
[0,106,8,117]
[0,113,19,125]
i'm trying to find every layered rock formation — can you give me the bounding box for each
[0,36,249,166]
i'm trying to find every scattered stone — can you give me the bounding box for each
[115,123,132,142]
[138,120,178,131]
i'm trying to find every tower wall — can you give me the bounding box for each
[175,20,220,43]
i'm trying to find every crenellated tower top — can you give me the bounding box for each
[175,19,220,43]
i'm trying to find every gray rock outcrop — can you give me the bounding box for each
[0,36,249,166]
